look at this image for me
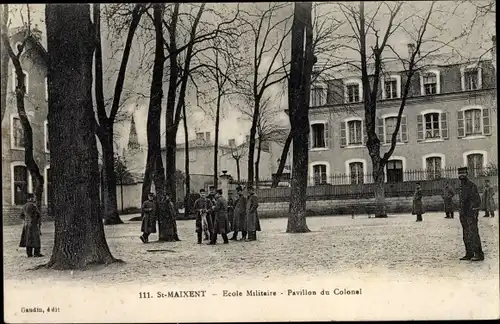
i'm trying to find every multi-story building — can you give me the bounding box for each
[1,28,50,223]
[307,42,497,186]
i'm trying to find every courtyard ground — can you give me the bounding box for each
[4,212,499,322]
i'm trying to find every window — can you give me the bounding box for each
[13,165,28,205]
[346,84,360,103]
[195,132,205,141]
[348,120,362,145]
[422,72,437,95]
[384,79,398,99]
[378,115,407,144]
[311,87,325,106]
[464,69,479,90]
[11,116,25,149]
[458,107,491,138]
[311,123,326,148]
[385,117,400,143]
[313,164,327,185]
[426,156,442,179]
[386,159,403,183]
[424,113,440,139]
[467,154,484,177]
[44,120,49,153]
[349,162,364,184]
[11,69,29,94]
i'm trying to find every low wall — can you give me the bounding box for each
[3,206,52,226]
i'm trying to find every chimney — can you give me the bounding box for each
[195,132,204,144]
[228,139,236,147]
[407,43,415,58]
[205,132,211,143]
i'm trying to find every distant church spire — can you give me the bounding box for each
[127,116,141,151]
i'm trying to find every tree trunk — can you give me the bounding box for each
[101,130,123,224]
[247,101,259,187]
[182,102,191,215]
[255,137,262,189]
[213,94,222,188]
[287,2,312,233]
[372,164,388,218]
[141,156,153,205]
[164,130,177,202]
[236,158,241,182]
[44,4,119,269]
[0,4,8,122]
[272,130,292,187]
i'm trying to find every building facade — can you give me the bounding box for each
[1,29,50,223]
[308,47,497,186]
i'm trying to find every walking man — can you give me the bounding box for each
[481,179,496,218]
[19,193,43,257]
[140,192,157,243]
[442,183,455,219]
[208,189,230,245]
[229,185,247,241]
[193,189,213,244]
[412,182,424,222]
[245,186,261,241]
[458,167,484,261]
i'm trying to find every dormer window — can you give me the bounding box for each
[343,79,363,104]
[461,65,482,91]
[310,86,326,107]
[382,75,401,99]
[420,70,440,95]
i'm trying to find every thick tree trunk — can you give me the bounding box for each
[271,130,292,188]
[183,102,191,214]
[247,101,259,187]
[164,131,177,202]
[287,2,312,233]
[213,94,222,188]
[101,134,123,224]
[45,4,119,269]
[372,164,388,218]
[141,155,153,205]
[255,138,262,189]
[236,159,241,182]
[0,4,8,122]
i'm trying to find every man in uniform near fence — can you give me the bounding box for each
[229,185,247,241]
[457,167,484,262]
[209,189,230,245]
[245,186,261,241]
[140,192,157,243]
[412,182,424,222]
[481,179,496,218]
[442,183,455,219]
[193,189,213,243]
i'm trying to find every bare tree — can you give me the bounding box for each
[93,3,147,225]
[44,3,120,269]
[1,4,44,211]
[0,4,9,121]
[286,2,314,233]
[337,1,469,217]
[230,141,248,183]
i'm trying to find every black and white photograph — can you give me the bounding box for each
[1,1,498,322]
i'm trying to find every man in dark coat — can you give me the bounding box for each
[208,189,230,245]
[245,186,261,241]
[140,192,157,243]
[227,195,234,229]
[230,186,247,241]
[458,167,484,262]
[442,183,455,219]
[207,185,217,233]
[165,193,181,241]
[19,193,43,257]
[412,183,424,222]
[193,189,213,243]
[481,179,496,218]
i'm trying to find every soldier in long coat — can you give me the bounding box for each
[412,183,424,222]
[19,194,43,257]
[208,189,230,245]
[227,195,234,229]
[230,186,247,241]
[481,179,496,218]
[457,167,484,262]
[193,189,213,244]
[442,183,455,219]
[245,186,261,241]
[140,192,157,243]
[165,193,181,241]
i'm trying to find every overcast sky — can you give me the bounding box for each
[6,2,495,152]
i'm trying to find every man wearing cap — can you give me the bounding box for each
[458,167,484,261]
[193,189,213,243]
[412,182,424,222]
[230,185,247,241]
[209,189,230,245]
[140,192,157,243]
[441,183,455,219]
[481,179,496,218]
[165,193,181,241]
[19,193,43,257]
[245,186,261,241]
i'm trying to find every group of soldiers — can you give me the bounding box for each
[140,185,261,245]
[411,167,496,261]
[139,192,181,243]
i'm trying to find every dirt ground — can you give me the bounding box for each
[4,212,499,285]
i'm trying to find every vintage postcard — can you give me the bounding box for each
[2,1,499,323]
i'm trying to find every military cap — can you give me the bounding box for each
[458,167,468,175]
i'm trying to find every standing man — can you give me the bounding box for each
[481,179,496,218]
[19,194,43,257]
[193,189,213,244]
[207,185,217,235]
[227,194,234,230]
[165,193,181,241]
[209,189,230,245]
[245,186,261,241]
[412,182,424,222]
[140,192,157,243]
[442,183,455,219]
[230,186,247,241]
[458,167,484,261]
